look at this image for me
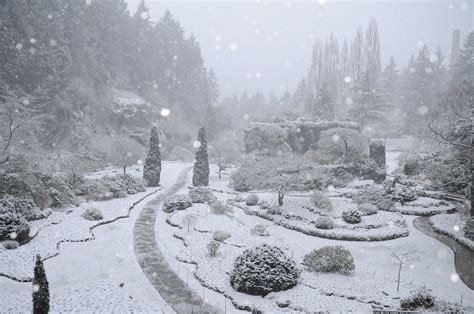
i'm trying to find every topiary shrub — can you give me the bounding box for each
[207,240,220,257]
[212,230,231,242]
[314,216,335,229]
[162,194,192,213]
[358,203,378,215]
[245,194,259,206]
[0,212,30,244]
[342,209,362,224]
[209,200,233,215]
[310,191,333,211]
[230,244,300,296]
[230,171,253,192]
[400,286,435,311]
[189,186,216,204]
[81,207,103,221]
[250,224,269,236]
[303,246,355,273]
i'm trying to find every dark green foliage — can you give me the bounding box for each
[230,244,300,296]
[400,286,435,311]
[342,209,362,224]
[192,127,209,186]
[0,212,30,244]
[143,127,161,187]
[33,255,49,314]
[303,246,355,273]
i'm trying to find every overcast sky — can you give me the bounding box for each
[125,0,473,97]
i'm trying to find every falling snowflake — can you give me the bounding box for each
[49,39,57,46]
[193,141,201,149]
[47,14,53,19]
[255,72,262,79]
[140,12,149,20]
[23,99,30,105]
[417,106,428,115]
[15,43,23,50]
[229,43,238,51]
[332,134,339,142]
[345,98,353,106]
[344,76,352,83]
[318,0,327,5]
[243,114,250,120]
[33,284,40,292]
[160,108,170,117]
[153,83,158,89]
[85,0,92,5]
[137,159,143,165]
[29,47,36,54]
[30,38,36,44]
[450,273,459,282]
[173,55,178,61]
[429,54,438,63]
[9,232,17,239]
[453,225,460,232]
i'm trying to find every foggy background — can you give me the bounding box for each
[126,0,473,96]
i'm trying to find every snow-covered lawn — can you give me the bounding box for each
[430,213,474,250]
[0,162,188,313]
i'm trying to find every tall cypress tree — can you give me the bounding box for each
[33,255,49,314]
[312,83,334,120]
[143,127,161,187]
[192,127,209,186]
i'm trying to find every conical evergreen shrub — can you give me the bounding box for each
[192,127,210,186]
[143,127,161,187]
[33,255,49,314]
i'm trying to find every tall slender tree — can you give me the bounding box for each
[33,255,49,314]
[143,127,161,187]
[192,127,209,186]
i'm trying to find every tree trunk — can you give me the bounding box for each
[123,166,126,174]
[278,190,284,206]
[397,260,402,292]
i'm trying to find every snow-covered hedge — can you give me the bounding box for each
[81,207,103,221]
[78,174,145,200]
[162,194,192,213]
[230,244,300,296]
[310,191,333,211]
[342,209,362,224]
[358,203,378,216]
[209,200,233,215]
[0,212,30,244]
[0,195,45,221]
[303,246,355,273]
[314,216,335,229]
[188,186,216,204]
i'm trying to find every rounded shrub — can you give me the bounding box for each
[310,191,333,211]
[230,171,252,192]
[189,186,216,204]
[212,230,231,242]
[209,200,233,215]
[266,206,283,215]
[0,212,30,244]
[342,209,362,224]
[162,194,192,213]
[303,245,355,273]
[245,194,259,206]
[358,203,378,215]
[250,223,269,236]
[230,244,300,296]
[400,286,435,311]
[314,216,335,229]
[81,207,103,221]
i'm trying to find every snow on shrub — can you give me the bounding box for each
[100,174,145,197]
[312,128,368,164]
[234,194,244,202]
[207,240,220,257]
[3,240,19,250]
[400,286,435,311]
[392,185,418,204]
[245,194,259,206]
[34,173,80,208]
[303,245,355,273]
[230,171,252,192]
[81,207,103,221]
[212,230,231,242]
[358,203,378,215]
[250,223,269,236]
[314,216,335,229]
[0,196,40,221]
[0,212,30,244]
[342,209,362,224]
[310,191,333,211]
[209,200,233,215]
[162,194,192,213]
[230,244,300,296]
[259,200,271,209]
[266,206,283,215]
[188,186,216,204]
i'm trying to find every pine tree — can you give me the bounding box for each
[143,127,161,187]
[33,255,49,314]
[192,127,210,186]
[452,31,474,84]
[312,84,334,120]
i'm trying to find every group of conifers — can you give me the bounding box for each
[31,126,210,313]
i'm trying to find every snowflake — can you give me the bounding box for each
[429,54,438,63]
[332,134,339,142]
[417,106,428,115]
[255,72,262,79]
[49,39,57,46]
[229,43,238,51]
[193,141,201,149]
[344,76,352,83]
[160,108,170,117]
[453,225,460,232]
[30,38,36,44]
[243,114,250,120]
[345,98,353,106]
[15,43,23,50]
[9,232,17,239]
[33,284,40,292]
[450,273,459,282]
[85,0,92,5]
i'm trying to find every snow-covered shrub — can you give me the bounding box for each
[259,200,270,209]
[400,286,435,311]
[207,240,220,257]
[234,194,244,202]
[392,185,418,204]
[353,186,389,210]
[0,174,34,199]
[230,171,252,192]
[78,180,112,201]
[3,240,19,250]
[33,173,80,208]
[230,244,300,296]
[101,174,145,197]
[81,207,103,220]
[0,212,30,244]
[0,196,39,221]
[245,194,259,206]
[188,186,216,203]
[209,200,233,215]
[312,128,368,164]
[303,246,355,273]
[162,194,192,213]
[314,216,335,229]
[212,230,231,242]
[266,206,283,215]
[358,203,378,215]
[250,223,269,236]
[310,191,333,211]
[378,197,394,211]
[342,209,362,224]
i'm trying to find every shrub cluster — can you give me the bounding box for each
[212,230,231,242]
[162,194,192,213]
[209,200,234,215]
[0,196,40,221]
[303,246,355,273]
[81,207,103,220]
[314,216,335,229]
[78,174,145,201]
[230,244,300,296]
[188,186,216,204]
[0,212,30,244]
[310,191,333,211]
[400,286,435,311]
[207,240,220,257]
[358,203,378,215]
[342,209,362,224]
[250,224,269,236]
[266,206,283,215]
[230,171,253,192]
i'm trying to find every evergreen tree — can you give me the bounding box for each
[33,255,49,314]
[312,84,334,120]
[192,127,209,186]
[143,127,161,187]
[452,31,474,84]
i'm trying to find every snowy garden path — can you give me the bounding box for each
[133,165,221,314]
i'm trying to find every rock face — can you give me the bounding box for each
[369,140,386,168]
[244,120,360,154]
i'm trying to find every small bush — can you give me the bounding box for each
[303,246,355,273]
[209,200,233,215]
[230,244,300,296]
[3,240,19,250]
[353,186,386,206]
[358,203,378,215]
[82,207,103,220]
[310,191,333,211]
[162,194,192,213]
[234,194,244,202]
[189,186,216,204]
[259,201,271,209]
[207,240,221,257]
[400,286,435,311]
[0,196,38,221]
[266,206,283,215]
[314,216,335,229]
[392,185,418,204]
[0,212,30,244]
[245,194,259,206]
[342,209,362,224]
[230,171,252,192]
[212,230,231,242]
[250,224,269,236]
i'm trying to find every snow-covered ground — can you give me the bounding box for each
[430,214,474,251]
[0,162,188,313]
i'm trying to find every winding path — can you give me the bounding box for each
[133,166,221,313]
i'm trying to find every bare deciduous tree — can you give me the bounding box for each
[389,249,419,292]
